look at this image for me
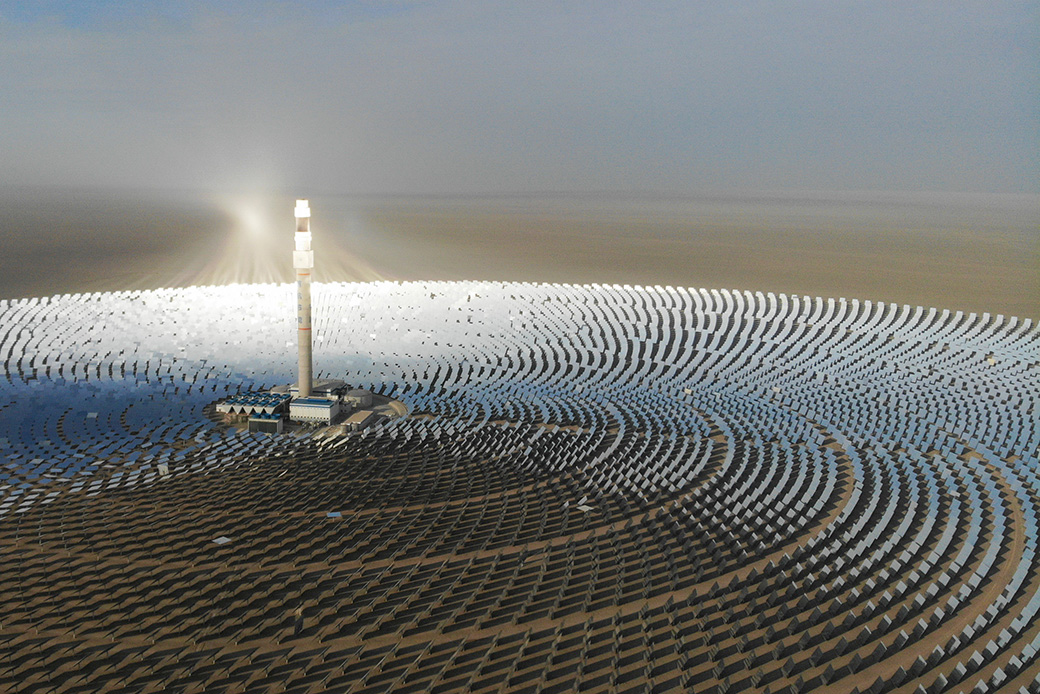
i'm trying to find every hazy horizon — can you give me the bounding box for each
[1,186,1036,320]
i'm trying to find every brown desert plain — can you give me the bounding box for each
[0,190,1036,319]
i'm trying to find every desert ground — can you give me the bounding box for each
[1,189,1035,319]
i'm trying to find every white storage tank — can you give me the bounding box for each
[345,389,373,408]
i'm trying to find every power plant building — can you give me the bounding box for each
[247,412,285,434]
[344,409,377,431]
[213,200,382,432]
[289,397,341,424]
[288,202,345,426]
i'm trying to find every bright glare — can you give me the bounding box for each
[171,194,384,289]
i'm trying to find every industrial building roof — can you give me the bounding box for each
[345,409,376,423]
[248,412,283,420]
[291,398,336,408]
[225,393,290,405]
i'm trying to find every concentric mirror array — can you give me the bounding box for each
[1,282,1038,693]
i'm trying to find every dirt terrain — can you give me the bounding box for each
[1,190,1036,320]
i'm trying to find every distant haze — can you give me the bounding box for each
[0,188,1036,320]
[1,4,1036,318]
[0,2,1037,196]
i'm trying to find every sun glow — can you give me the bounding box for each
[177,195,384,289]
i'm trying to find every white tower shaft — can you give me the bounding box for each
[293,199,314,398]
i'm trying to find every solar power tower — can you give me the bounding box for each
[293,199,314,398]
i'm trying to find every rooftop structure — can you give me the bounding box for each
[215,392,290,417]
[287,378,346,400]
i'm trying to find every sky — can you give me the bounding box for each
[0,1,1037,196]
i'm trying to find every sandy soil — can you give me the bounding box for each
[1,190,1036,320]
[352,194,1038,320]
